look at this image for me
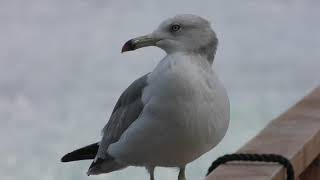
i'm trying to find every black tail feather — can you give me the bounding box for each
[61,142,99,162]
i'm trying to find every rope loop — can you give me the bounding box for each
[207,153,294,180]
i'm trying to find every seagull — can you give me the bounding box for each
[61,14,230,180]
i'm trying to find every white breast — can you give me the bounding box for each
[108,53,230,167]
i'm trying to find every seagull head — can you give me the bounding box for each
[122,14,218,62]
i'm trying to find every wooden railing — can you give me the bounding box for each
[206,87,320,180]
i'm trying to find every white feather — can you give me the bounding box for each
[108,52,229,167]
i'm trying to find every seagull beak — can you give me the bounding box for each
[121,34,161,53]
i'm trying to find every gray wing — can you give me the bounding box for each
[97,73,149,159]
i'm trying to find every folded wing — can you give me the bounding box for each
[61,73,149,175]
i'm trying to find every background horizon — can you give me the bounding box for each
[1,1,320,180]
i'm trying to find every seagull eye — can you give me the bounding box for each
[170,24,181,32]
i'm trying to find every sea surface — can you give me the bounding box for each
[1,1,319,180]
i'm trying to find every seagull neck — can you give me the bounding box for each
[195,42,217,64]
[165,49,215,65]
[177,50,211,59]
[164,52,213,69]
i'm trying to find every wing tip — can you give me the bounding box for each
[60,142,99,163]
[60,153,72,162]
[87,158,104,175]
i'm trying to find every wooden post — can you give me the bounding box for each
[206,87,320,180]
[299,155,320,180]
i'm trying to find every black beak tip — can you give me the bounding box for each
[121,39,135,53]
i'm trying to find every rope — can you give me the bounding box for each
[207,153,294,180]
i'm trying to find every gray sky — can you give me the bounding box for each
[1,0,320,180]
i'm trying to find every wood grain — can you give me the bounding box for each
[206,87,320,180]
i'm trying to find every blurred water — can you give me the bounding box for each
[0,0,319,180]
